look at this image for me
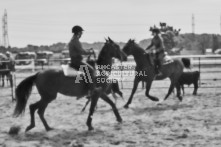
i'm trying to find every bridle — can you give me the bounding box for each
[87,48,97,61]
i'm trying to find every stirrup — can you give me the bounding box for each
[155,68,160,74]
[155,72,163,77]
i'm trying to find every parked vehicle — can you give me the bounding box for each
[35,51,53,65]
[214,49,221,54]
[15,52,36,65]
[0,53,7,60]
[60,50,70,64]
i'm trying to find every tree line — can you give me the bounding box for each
[0,34,221,55]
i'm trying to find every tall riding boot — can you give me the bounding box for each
[154,60,159,74]
[155,59,163,76]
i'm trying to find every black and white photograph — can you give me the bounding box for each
[0,0,221,146]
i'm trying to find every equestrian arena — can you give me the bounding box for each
[0,56,221,147]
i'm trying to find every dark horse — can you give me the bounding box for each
[13,38,127,132]
[122,39,190,108]
[81,38,126,112]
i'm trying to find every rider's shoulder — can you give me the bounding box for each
[69,37,80,45]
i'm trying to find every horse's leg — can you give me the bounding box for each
[37,99,53,131]
[164,77,182,101]
[145,79,159,101]
[86,92,100,131]
[82,99,91,112]
[111,90,118,104]
[181,85,185,95]
[112,82,123,98]
[124,77,140,108]
[175,83,183,101]
[100,93,122,122]
[25,101,40,132]
[164,77,176,101]
[117,90,123,98]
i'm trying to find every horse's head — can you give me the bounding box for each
[101,37,127,62]
[122,39,136,56]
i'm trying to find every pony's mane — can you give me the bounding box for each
[128,40,145,53]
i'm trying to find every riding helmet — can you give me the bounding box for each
[151,28,160,34]
[72,25,84,34]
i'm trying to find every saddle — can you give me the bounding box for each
[61,64,84,77]
[162,54,174,65]
[148,51,173,66]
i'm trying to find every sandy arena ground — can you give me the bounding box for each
[0,71,221,147]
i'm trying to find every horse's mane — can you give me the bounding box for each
[97,42,108,65]
[128,39,145,54]
[126,39,153,67]
[97,42,106,58]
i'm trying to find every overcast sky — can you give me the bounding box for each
[0,0,221,47]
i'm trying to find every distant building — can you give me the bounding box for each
[214,49,221,54]
[205,48,213,55]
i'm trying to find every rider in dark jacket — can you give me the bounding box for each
[69,25,101,97]
[146,28,165,75]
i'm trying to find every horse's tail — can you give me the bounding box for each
[181,58,191,69]
[13,73,38,117]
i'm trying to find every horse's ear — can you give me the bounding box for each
[108,37,113,43]
[129,39,133,43]
[104,37,108,42]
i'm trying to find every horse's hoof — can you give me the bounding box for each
[117,117,123,123]
[178,96,183,102]
[149,97,159,101]
[25,125,35,132]
[88,126,94,131]
[156,101,163,106]
[46,127,54,131]
[124,105,129,109]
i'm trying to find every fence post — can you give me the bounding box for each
[47,58,50,68]
[11,72,15,101]
[32,59,35,72]
[198,57,201,87]
[120,61,123,89]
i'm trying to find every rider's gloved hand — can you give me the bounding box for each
[144,49,149,55]
[89,48,94,54]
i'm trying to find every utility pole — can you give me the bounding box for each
[2,9,9,48]
[220,14,221,34]
[192,14,195,34]
[0,27,1,46]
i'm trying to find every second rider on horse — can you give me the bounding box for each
[68,25,101,97]
[145,27,165,75]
